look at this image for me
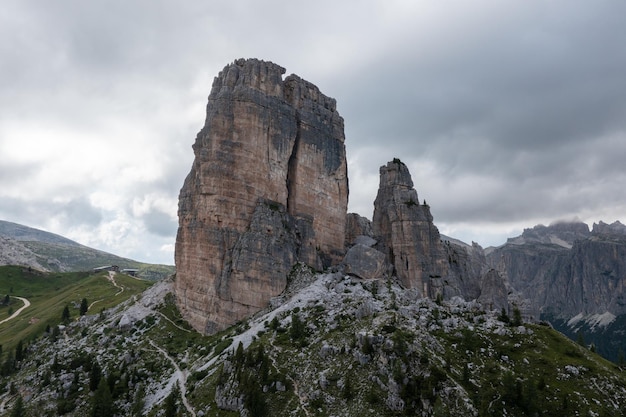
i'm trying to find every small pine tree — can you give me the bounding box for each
[234,342,245,366]
[1,352,15,376]
[10,395,25,417]
[15,340,24,363]
[435,292,443,306]
[512,306,523,327]
[62,305,71,323]
[244,383,267,417]
[80,298,89,316]
[51,325,60,342]
[90,361,102,391]
[269,316,279,330]
[289,312,306,344]
[498,307,510,324]
[361,335,375,355]
[91,378,114,417]
[343,376,354,401]
[164,382,179,417]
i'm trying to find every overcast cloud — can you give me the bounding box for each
[1,0,625,265]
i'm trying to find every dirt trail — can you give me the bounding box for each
[0,296,31,325]
[268,337,311,416]
[157,311,192,333]
[88,271,125,311]
[147,339,196,417]
[108,271,124,296]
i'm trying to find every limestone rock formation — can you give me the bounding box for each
[476,269,509,312]
[343,244,388,280]
[175,59,348,334]
[488,220,626,319]
[369,159,516,312]
[503,221,590,249]
[372,159,449,295]
[345,213,374,248]
[592,220,626,237]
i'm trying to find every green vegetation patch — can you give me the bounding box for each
[0,266,152,353]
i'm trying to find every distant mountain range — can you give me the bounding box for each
[486,220,626,362]
[0,220,174,280]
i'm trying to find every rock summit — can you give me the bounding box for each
[175,59,348,334]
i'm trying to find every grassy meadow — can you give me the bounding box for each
[0,265,153,355]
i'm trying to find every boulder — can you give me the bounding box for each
[343,244,388,280]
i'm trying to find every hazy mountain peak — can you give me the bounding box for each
[505,220,590,248]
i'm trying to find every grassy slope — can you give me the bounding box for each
[0,265,153,354]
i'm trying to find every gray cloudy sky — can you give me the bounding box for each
[2,0,625,265]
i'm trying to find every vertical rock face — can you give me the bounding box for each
[372,160,449,295]
[175,59,348,334]
[370,160,513,310]
[345,213,374,248]
[487,220,626,319]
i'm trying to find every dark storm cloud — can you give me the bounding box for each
[336,1,626,236]
[2,0,626,261]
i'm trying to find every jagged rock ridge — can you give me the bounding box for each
[175,58,348,334]
[372,159,449,295]
[487,220,626,361]
[369,159,520,310]
[487,220,626,319]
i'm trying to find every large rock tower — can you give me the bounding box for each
[175,59,348,334]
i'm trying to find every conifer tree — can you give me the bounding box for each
[90,361,102,392]
[131,383,146,416]
[290,311,306,344]
[512,306,523,327]
[62,305,71,323]
[91,378,114,417]
[10,395,25,417]
[15,340,23,363]
[80,298,89,316]
[164,382,179,417]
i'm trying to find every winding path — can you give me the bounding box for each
[87,271,125,311]
[0,296,31,325]
[148,339,196,417]
[108,271,124,296]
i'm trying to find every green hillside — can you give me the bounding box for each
[2,269,625,416]
[0,265,153,354]
[0,220,175,279]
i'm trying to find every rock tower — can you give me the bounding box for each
[372,159,449,295]
[175,59,348,334]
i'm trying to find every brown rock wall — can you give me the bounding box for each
[175,59,347,333]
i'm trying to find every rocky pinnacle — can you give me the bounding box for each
[175,59,348,334]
